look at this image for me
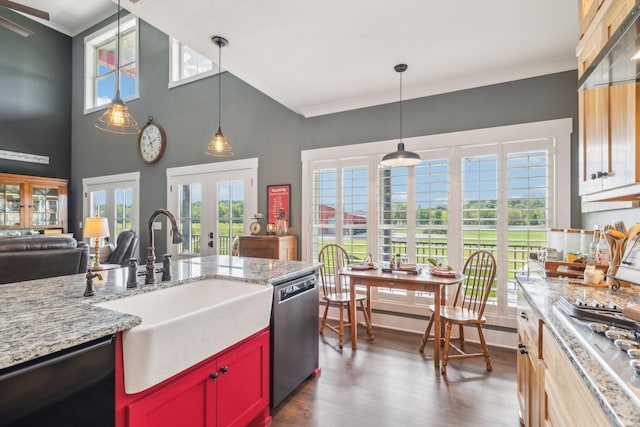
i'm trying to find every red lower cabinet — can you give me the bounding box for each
[116,328,271,427]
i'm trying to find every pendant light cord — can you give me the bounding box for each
[115,0,121,98]
[218,41,222,129]
[399,69,403,142]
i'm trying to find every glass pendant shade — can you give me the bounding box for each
[95,0,139,135]
[206,35,233,157]
[380,142,422,167]
[95,91,139,134]
[206,127,233,157]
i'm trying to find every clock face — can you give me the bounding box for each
[138,122,166,164]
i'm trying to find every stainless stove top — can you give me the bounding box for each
[555,298,640,405]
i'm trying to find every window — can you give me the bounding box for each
[169,38,215,88]
[302,119,571,322]
[84,15,138,113]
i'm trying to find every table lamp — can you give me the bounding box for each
[84,216,110,269]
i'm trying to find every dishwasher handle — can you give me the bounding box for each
[277,277,316,303]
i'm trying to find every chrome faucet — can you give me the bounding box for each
[145,209,183,285]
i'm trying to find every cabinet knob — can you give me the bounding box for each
[519,346,528,355]
[518,343,525,349]
[220,366,229,374]
[209,372,218,380]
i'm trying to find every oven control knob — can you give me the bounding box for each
[220,366,229,374]
[209,372,218,380]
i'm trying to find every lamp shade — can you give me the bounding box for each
[380,143,422,167]
[84,217,110,239]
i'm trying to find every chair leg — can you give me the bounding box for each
[419,314,434,353]
[477,324,492,371]
[459,324,465,351]
[441,322,453,375]
[338,303,345,348]
[319,301,330,335]
[359,300,374,340]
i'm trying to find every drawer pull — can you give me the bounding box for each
[520,311,528,320]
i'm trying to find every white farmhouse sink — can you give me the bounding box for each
[95,279,273,394]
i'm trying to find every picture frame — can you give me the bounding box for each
[267,184,291,226]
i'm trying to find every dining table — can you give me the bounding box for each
[339,267,464,368]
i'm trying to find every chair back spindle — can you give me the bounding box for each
[454,250,496,319]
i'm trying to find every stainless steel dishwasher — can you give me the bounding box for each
[271,272,319,408]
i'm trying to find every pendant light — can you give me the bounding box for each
[95,0,139,134]
[380,64,421,167]
[206,35,233,157]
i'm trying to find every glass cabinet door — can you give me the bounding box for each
[31,187,59,226]
[0,184,22,227]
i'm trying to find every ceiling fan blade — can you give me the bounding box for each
[0,15,32,37]
[0,0,49,21]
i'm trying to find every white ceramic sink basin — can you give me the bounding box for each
[95,279,273,394]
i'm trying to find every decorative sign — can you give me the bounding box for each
[267,184,291,225]
[0,150,49,165]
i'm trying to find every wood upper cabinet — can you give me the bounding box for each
[0,173,68,232]
[541,326,610,426]
[579,0,604,40]
[238,235,297,260]
[577,0,639,196]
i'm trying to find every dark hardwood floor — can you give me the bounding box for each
[271,327,519,426]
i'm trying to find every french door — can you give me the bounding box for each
[167,159,258,259]
[83,172,140,250]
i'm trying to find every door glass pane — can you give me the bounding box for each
[115,188,133,235]
[31,187,59,226]
[177,183,202,255]
[217,180,244,256]
[1,184,21,226]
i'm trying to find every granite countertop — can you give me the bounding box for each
[517,271,640,426]
[0,255,319,370]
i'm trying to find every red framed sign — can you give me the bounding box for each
[267,184,291,225]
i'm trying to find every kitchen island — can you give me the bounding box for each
[1,255,319,426]
[0,255,318,370]
[517,270,640,426]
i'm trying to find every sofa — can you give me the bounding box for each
[0,236,89,284]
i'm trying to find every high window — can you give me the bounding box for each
[302,119,571,323]
[84,15,138,113]
[169,38,215,88]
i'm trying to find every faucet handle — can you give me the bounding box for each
[161,254,173,282]
[127,258,140,288]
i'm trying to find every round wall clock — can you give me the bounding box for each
[138,116,167,164]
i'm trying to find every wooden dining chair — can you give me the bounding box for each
[418,250,497,374]
[318,244,374,348]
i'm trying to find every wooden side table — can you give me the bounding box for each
[238,235,297,260]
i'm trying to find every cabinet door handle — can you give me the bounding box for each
[518,343,525,349]
[519,311,528,320]
[220,366,229,374]
[519,346,528,355]
[209,372,218,380]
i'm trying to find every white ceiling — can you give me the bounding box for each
[7,0,578,117]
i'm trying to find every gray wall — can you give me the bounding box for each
[69,15,578,255]
[0,8,71,179]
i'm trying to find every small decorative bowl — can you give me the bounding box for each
[614,339,640,352]
[627,348,640,359]
[588,322,609,334]
[606,329,631,340]
[630,359,640,375]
